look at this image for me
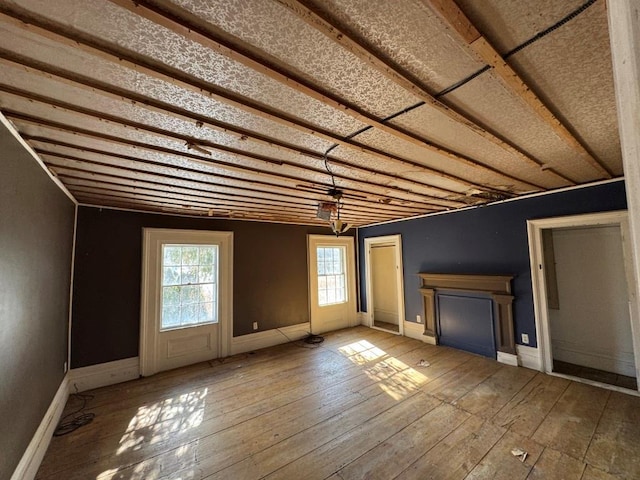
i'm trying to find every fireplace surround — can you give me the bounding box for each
[418,273,516,356]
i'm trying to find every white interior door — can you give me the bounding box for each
[364,235,405,335]
[371,245,399,326]
[141,229,232,376]
[308,235,357,334]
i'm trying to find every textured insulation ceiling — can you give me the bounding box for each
[0,0,622,226]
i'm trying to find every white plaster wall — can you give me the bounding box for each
[548,225,635,376]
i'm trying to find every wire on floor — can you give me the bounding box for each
[276,328,325,348]
[53,385,96,436]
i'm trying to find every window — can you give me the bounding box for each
[317,246,347,306]
[161,244,218,330]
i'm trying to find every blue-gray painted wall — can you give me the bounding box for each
[358,180,627,348]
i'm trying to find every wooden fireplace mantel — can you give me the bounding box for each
[418,273,516,355]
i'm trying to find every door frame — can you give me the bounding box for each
[140,228,233,376]
[307,234,357,334]
[364,234,405,336]
[527,210,640,392]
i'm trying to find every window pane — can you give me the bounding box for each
[162,266,181,286]
[181,266,197,284]
[198,302,214,322]
[316,246,347,306]
[181,247,198,265]
[199,265,213,283]
[199,284,214,302]
[163,286,180,306]
[160,244,220,330]
[180,304,198,325]
[164,246,182,266]
[162,305,180,328]
[199,247,215,265]
[318,290,327,305]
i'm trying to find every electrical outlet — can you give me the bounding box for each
[521,333,530,345]
[253,322,258,330]
[416,314,422,323]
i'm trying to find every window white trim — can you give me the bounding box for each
[140,229,232,376]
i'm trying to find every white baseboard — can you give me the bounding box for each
[517,345,543,371]
[551,340,636,377]
[497,351,519,366]
[403,320,436,345]
[231,322,310,355]
[69,357,140,393]
[11,375,70,480]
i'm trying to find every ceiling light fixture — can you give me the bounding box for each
[322,148,351,236]
[327,187,351,236]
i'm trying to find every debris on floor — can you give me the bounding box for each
[511,448,528,462]
[416,359,430,367]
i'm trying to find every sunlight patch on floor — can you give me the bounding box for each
[114,387,208,455]
[338,339,428,400]
[338,339,386,365]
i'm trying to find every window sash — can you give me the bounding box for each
[160,244,219,330]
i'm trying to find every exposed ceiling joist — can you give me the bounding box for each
[60,175,410,218]
[0,82,478,200]
[274,0,579,185]
[4,103,462,207]
[424,0,613,179]
[36,148,435,216]
[74,192,338,224]
[0,1,623,225]
[107,0,545,191]
[0,6,548,196]
[0,53,533,198]
[43,159,415,223]
[53,169,416,217]
[39,148,427,217]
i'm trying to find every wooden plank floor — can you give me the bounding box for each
[36,327,640,480]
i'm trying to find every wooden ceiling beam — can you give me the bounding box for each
[38,150,431,216]
[48,166,407,225]
[72,193,347,224]
[0,6,542,194]
[61,176,331,213]
[0,53,543,197]
[66,184,388,221]
[275,0,579,185]
[424,0,613,179]
[56,172,417,223]
[46,156,422,218]
[53,169,416,218]
[67,184,392,223]
[4,108,459,212]
[107,0,544,192]
[0,85,470,203]
[39,149,426,217]
[61,177,404,220]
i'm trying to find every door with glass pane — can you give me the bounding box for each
[141,229,232,376]
[308,235,357,334]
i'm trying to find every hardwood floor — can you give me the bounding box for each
[37,327,640,480]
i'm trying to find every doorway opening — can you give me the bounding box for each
[364,235,405,335]
[528,211,639,393]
